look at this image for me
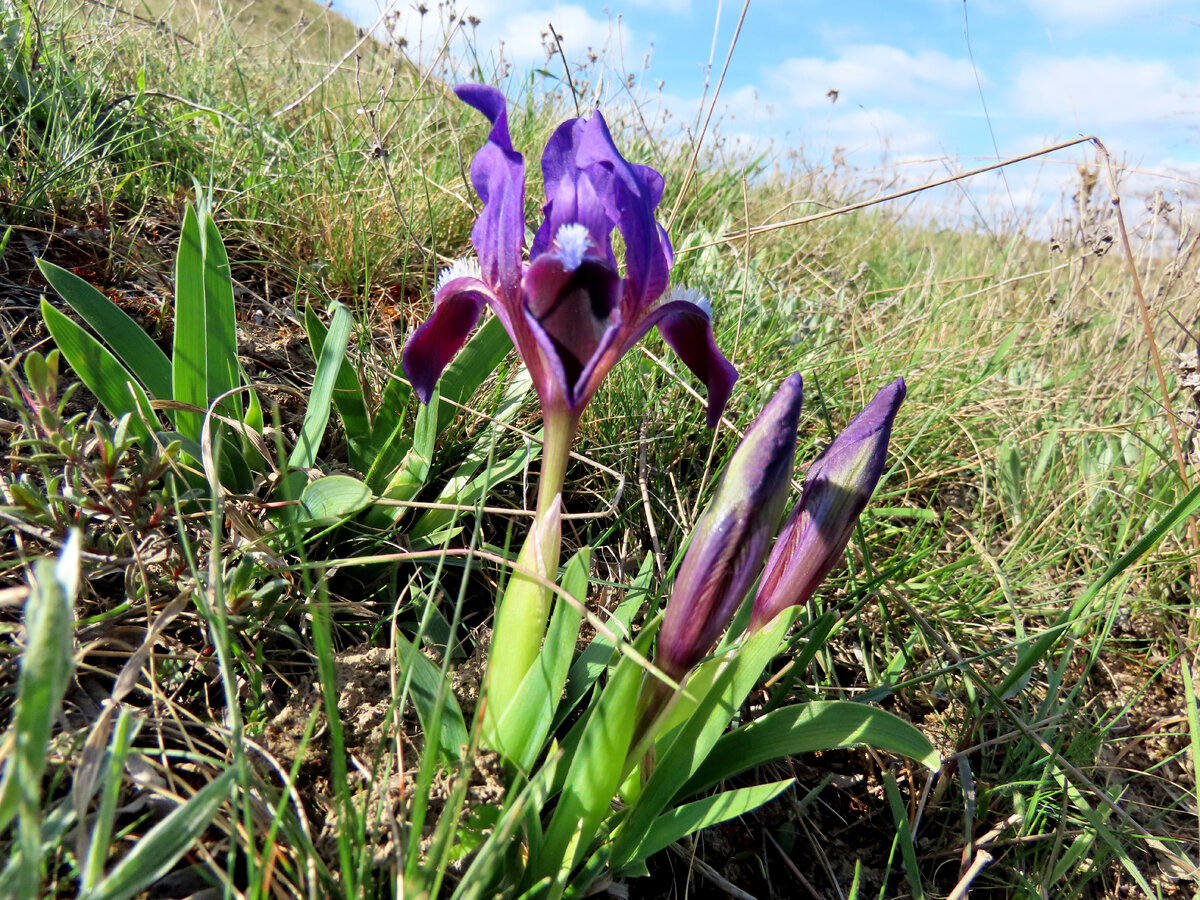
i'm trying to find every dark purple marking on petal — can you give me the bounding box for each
[522,250,620,405]
[536,171,617,267]
[401,279,491,403]
[454,85,526,302]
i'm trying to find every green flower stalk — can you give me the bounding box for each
[482,412,572,743]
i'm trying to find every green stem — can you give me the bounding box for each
[483,409,578,752]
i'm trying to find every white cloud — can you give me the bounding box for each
[334,0,635,69]
[1011,54,1200,129]
[761,44,980,111]
[1024,0,1192,25]
[655,43,984,173]
[625,0,690,12]
[490,4,632,66]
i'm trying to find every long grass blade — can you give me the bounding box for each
[82,766,237,900]
[36,259,172,399]
[0,533,79,896]
[998,481,1200,699]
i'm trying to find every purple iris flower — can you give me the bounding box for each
[655,374,804,681]
[402,84,737,427]
[749,378,906,631]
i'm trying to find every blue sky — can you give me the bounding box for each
[333,0,1200,225]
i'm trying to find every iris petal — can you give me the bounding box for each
[406,86,737,430]
[402,278,492,403]
[574,113,672,311]
[642,299,739,428]
[453,85,526,301]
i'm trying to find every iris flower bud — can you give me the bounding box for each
[749,378,906,631]
[656,374,804,681]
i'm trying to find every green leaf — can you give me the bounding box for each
[172,204,208,441]
[82,766,236,900]
[295,475,374,527]
[981,325,1020,378]
[304,302,372,470]
[0,799,77,888]
[493,549,590,770]
[0,533,79,896]
[408,368,535,541]
[371,315,512,500]
[450,752,562,900]
[40,299,154,444]
[638,779,794,862]
[35,259,172,399]
[678,701,940,800]
[380,388,439,505]
[365,367,414,491]
[610,611,796,870]
[171,203,241,440]
[289,301,353,473]
[553,554,654,731]
[394,633,470,765]
[409,437,540,545]
[534,617,654,887]
[200,209,240,414]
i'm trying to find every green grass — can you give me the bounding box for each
[2,0,1199,897]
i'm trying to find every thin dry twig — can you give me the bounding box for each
[669,841,760,900]
[764,830,826,900]
[637,410,666,579]
[947,849,993,900]
[678,135,1100,255]
[272,1,400,118]
[665,0,752,234]
[1094,138,1200,600]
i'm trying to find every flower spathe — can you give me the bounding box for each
[656,374,804,681]
[402,84,737,428]
[749,377,906,632]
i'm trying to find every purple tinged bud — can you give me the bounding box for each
[656,374,804,681]
[749,377,906,632]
